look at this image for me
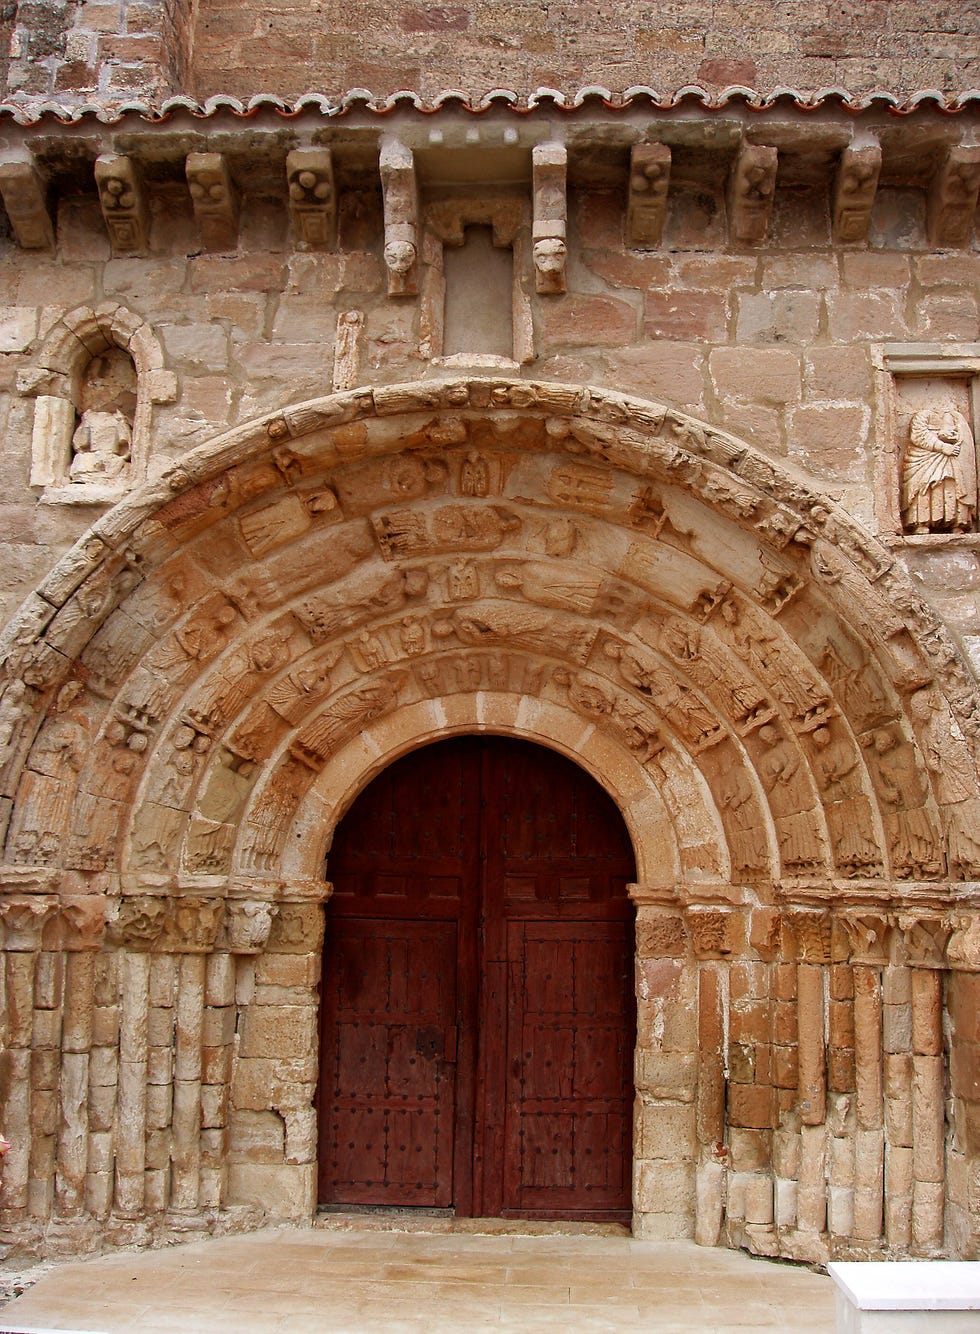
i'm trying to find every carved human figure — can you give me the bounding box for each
[0,678,29,766]
[69,408,132,485]
[909,688,980,878]
[460,451,490,497]
[901,403,978,533]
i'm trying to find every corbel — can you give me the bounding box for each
[626,142,671,249]
[728,142,777,246]
[0,154,55,251]
[186,151,239,251]
[531,141,567,294]
[927,144,980,248]
[380,139,419,296]
[286,147,336,248]
[94,153,149,254]
[832,141,881,244]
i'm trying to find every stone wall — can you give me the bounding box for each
[5,1,980,105]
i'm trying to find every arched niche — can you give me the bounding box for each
[19,303,177,503]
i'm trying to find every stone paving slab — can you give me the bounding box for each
[1,1223,835,1333]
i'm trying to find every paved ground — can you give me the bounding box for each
[1,1219,836,1333]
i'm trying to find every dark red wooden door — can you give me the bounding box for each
[317,737,636,1220]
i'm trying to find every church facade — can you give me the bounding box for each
[1,0,980,1265]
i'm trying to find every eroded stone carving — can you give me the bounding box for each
[286,148,336,248]
[927,145,980,248]
[94,154,149,254]
[70,407,131,487]
[0,154,55,250]
[380,140,419,296]
[832,143,881,244]
[910,688,980,880]
[901,403,977,535]
[626,142,671,249]
[186,152,239,251]
[532,142,567,294]
[728,143,778,245]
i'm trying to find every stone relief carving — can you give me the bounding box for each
[728,143,778,245]
[532,142,568,295]
[186,151,239,251]
[863,727,943,879]
[832,142,881,244]
[286,148,336,248]
[373,504,520,559]
[94,154,148,254]
[626,142,671,249]
[901,404,977,535]
[380,140,420,296]
[909,688,980,880]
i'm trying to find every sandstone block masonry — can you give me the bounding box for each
[0,12,978,1271]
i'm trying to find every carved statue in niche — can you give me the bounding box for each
[901,403,978,534]
[69,350,136,490]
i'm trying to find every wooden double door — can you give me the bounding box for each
[317,737,637,1221]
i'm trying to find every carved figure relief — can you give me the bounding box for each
[864,727,943,878]
[909,688,980,879]
[901,403,978,534]
[373,504,520,559]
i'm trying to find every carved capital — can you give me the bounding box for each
[626,142,671,249]
[940,913,980,972]
[0,155,55,251]
[286,148,336,249]
[225,898,278,953]
[94,155,149,255]
[0,893,58,949]
[186,152,239,251]
[60,895,107,951]
[832,912,891,965]
[107,894,168,950]
[783,908,831,963]
[728,143,777,245]
[832,142,881,244]
[896,912,952,969]
[166,896,225,952]
[684,905,742,959]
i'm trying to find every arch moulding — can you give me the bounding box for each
[1,376,979,1261]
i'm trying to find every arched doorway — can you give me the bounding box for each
[317,736,637,1221]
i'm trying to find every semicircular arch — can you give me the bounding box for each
[1,377,978,913]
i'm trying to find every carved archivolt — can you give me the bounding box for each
[0,378,978,911]
[18,303,177,502]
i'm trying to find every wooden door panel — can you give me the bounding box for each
[320,737,636,1220]
[501,920,634,1217]
[318,917,457,1207]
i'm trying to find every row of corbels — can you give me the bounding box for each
[0,134,978,264]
